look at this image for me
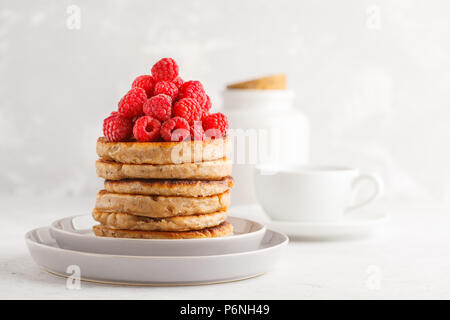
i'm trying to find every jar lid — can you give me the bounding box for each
[222,89,295,111]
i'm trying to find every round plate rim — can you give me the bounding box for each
[50,214,266,243]
[26,226,289,260]
[43,268,267,287]
[264,212,390,228]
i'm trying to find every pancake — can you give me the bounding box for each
[96,158,232,180]
[104,176,234,197]
[93,221,233,239]
[92,209,227,232]
[96,136,231,165]
[95,189,231,218]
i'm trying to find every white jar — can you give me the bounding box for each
[222,89,310,205]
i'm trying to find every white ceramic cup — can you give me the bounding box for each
[254,165,383,222]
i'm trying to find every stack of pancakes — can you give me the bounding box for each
[93,136,234,239]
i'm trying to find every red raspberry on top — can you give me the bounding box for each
[202,95,212,112]
[151,58,179,82]
[160,117,190,142]
[190,121,204,141]
[178,80,207,107]
[118,87,147,118]
[132,75,155,97]
[133,116,161,142]
[172,98,203,125]
[143,94,172,122]
[131,115,140,124]
[202,112,228,139]
[172,76,184,89]
[153,81,178,100]
[201,110,210,121]
[103,114,133,142]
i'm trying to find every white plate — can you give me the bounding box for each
[50,215,266,256]
[264,211,389,239]
[26,227,288,285]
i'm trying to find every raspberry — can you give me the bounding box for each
[172,76,184,89]
[113,110,141,124]
[132,75,155,96]
[151,58,179,82]
[160,117,190,142]
[118,87,147,118]
[131,115,140,125]
[202,95,212,112]
[153,81,178,100]
[178,80,207,107]
[143,94,172,122]
[103,114,133,142]
[132,116,161,142]
[201,109,210,120]
[190,121,204,141]
[202,112,228,139]
[113,111,139,131]
[172,98,203,125]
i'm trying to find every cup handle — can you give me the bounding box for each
[347,173,383,212]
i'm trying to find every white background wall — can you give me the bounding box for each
[1,0,449,204]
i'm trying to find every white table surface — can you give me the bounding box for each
[1,195,449,300]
